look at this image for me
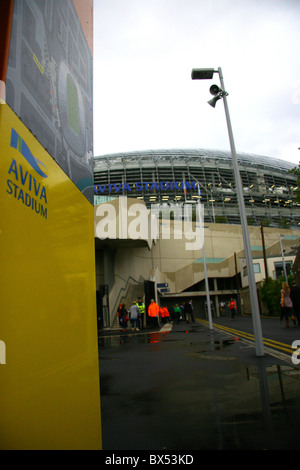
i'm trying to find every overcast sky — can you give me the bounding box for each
[93,0,300,166]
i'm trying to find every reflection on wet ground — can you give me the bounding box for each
[98,324,300,450]
[99,330,171,347]
[99,325,215,347]
[99,332,239,351]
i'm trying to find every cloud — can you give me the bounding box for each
[93,0,300,165]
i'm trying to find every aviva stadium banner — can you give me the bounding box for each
[6,0,94,204]
[0,0,101,450]
[0,102,102,450]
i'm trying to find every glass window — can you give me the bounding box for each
[253,263,261,273]
[243,263,261,277]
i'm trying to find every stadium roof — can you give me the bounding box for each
[94,148,295,173]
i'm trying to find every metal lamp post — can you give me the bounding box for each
[279,235,288,282]
[192,175,213,329]
[191,67,265,356]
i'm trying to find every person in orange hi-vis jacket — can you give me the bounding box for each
[148,299,159,329]
[160,306,171,324]
[228,298,237,320]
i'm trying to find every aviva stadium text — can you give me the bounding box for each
[6,158,48,219]
[94,181,197,194]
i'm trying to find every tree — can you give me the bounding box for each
[289,164,300,203]
[259,275,295,316]
[260,278,282,316]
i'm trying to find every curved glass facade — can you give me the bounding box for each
[94,149,299,228]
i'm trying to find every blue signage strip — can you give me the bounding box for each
[157,283,168,288]
[94,181,196,194]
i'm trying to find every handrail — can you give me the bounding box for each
[110,275,145,327]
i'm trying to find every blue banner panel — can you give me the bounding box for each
[6,0,94,203]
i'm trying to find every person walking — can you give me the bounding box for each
[137,297,145,329]
[184,301,194,324]
[173,304,182,324]
[228,298,237,320]
[117,302,123,327]
[281,282,294,327]
[189,300,195,322]
[160,306,171,323]
[117,303,128,330]
[220,301,226,316]
[168,304,174,322]
[129,301,140,331]
[148,299,159,329]
[290,281,300,327]
[180,303,185,321]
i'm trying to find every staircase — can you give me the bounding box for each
[111,278,145,328]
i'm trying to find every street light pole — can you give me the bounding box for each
[191,66,265,356]
[201,229,213,330]
[279,235,288,282]
[190,173,213,329]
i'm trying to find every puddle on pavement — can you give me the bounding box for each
[99,328,300,449]
[98,330,240,351]
[100,360,300,449]
[98,330,172,347]
[194,338,239,355]
[98,323,216,348]
[223,363,300,449]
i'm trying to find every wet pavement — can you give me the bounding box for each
[98,320,300,450]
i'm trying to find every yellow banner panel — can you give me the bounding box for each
[0,104,102,449]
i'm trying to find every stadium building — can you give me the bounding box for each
[93,149,300,328]
[94,149,299,228]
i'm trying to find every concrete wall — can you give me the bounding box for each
[94,200,299,325]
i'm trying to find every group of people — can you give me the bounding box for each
[219,299,238,319]
[117,298,196,330]
[280,281,300,327]
[117,282,300,330]
[148,299,195,327]
[117,297,146,331]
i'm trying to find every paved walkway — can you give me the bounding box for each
[98,320,300,450]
